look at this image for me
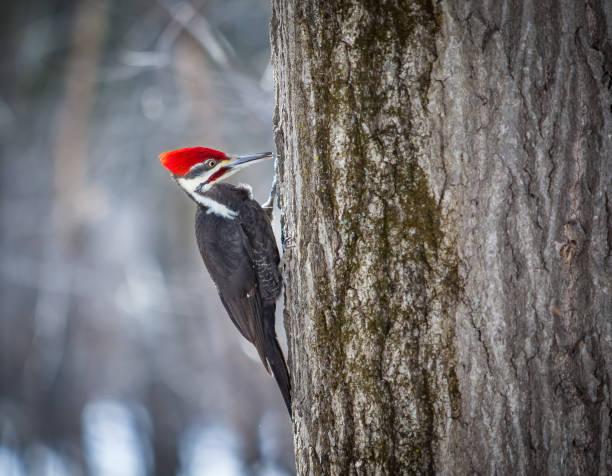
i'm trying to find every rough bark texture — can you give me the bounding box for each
[271,1,612,474]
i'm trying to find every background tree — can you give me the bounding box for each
[272,1,611,474]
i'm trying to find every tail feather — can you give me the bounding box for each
[263,305,292,417]
[266,333,292,417]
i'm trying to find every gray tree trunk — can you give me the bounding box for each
[271,1,612,474]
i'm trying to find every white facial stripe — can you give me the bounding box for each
[177,174,207,195]
[177,175,237,218]
[195,195,238,219]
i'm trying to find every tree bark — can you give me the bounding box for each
[271,1,612,474]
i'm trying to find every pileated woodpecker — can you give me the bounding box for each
[159,147,291,416]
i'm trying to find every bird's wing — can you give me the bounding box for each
[237,200,281,305]
[195,209,269,372]
[218,291,270,373]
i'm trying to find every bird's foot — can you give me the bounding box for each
[282,235,296,249]
[262,203,274,221]
[278,236,296,274]
[262,180,277,221]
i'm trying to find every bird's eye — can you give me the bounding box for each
[206,159,217,168]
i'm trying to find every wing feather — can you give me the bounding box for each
[219,292,269,372]
[238,200,281,304]
[196,208,269,371]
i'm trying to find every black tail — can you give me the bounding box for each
[263,306,292,417]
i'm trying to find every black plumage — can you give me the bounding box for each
[195,183,291,415]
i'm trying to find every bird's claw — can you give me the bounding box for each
[282,235,296,249]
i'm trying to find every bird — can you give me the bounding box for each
[159,146,291,416]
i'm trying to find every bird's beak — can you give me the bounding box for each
[224,152,274,169]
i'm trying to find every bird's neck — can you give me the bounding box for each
[196,194,238,219]
[189,183,239,220]
[174,176,234,219]
[179,180,254,220]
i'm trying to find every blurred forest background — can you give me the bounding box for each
[0,0,295,475]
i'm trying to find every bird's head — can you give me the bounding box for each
[159,147,273,198]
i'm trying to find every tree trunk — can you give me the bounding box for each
[271,1,612,474]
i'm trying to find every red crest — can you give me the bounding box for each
[159,147,227,176]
